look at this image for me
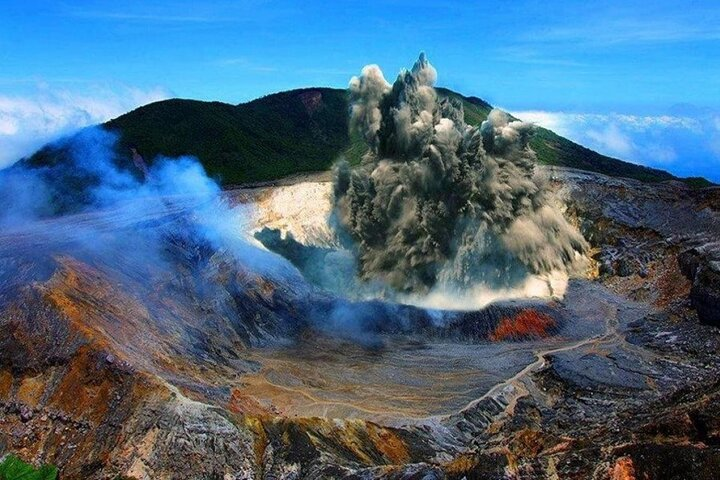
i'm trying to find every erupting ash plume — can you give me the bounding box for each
[333,54,588,294]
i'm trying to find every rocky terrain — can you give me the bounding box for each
[0,165,719,479]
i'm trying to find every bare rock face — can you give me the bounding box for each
[679,248,720,327]
[692,265,720,326]
[555,168,720,321]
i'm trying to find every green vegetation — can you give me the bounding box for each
[435,87,493,126]
[434,89,679,183]
[107,88,352,185]
[681,176,716,189]
[0,455,57,480]
[23,86,712,188]
[528,126,676,182]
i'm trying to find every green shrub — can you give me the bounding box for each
[0,455,58,480]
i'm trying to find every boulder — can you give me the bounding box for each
[679,249,720,327]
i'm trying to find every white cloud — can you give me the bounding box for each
[645,144,678,165]
[710,136,720,157]
[510,108,720,180]
[525,14,720,46]
[510,110,571,136]
[586,124,634,157]
[0,117,19,136]
[514,111,701,134]
[0,84,170,168]
[215,57,278,72]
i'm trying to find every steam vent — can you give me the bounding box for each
[1,52,719,480]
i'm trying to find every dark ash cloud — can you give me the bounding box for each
[333,54,588,294]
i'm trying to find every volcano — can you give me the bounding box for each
[1,56,719,480]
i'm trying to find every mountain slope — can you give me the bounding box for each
[22,87,710,187]
[107,88,352,184]
[437,88,692,184]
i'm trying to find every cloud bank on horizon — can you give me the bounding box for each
[0,84,170,169]
[512,109,720,182]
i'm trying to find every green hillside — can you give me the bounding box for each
[23,86,710,187]
[436,88,684,183]
[107,88,352,185]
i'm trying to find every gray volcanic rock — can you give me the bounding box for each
[554,167,720,322]
[679,247,720,327]
[692,264,720,327]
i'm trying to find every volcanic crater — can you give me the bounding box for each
[1,56,719,480]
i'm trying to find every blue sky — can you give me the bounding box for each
[1,0,719,180]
